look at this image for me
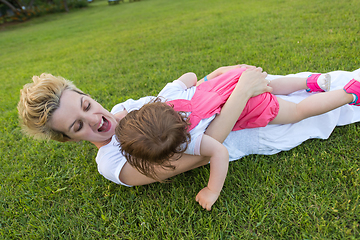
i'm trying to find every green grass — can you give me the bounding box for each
[1,0,360,238]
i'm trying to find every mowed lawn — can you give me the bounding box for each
[1,0,360,238]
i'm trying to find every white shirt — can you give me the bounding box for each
[96,96,153,186]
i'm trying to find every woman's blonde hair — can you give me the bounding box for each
[18,73,84,142]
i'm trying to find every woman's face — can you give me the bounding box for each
[50,89,118,144]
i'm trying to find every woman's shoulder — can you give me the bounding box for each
[158,80,196,101]
[96,135,132,186]
[111,96,154,114]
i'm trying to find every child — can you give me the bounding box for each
[115,67,360,211]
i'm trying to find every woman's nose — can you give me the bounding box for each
[88,115,100,129]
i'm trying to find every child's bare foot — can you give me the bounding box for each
[317,74,331,92]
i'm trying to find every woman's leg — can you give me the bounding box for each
[270,89,354,124]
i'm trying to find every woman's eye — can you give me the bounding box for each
[85,102,91,111]
[77,121,83,132]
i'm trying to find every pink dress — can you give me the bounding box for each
[167,68,279,131]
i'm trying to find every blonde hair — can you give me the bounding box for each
[17,73,84,142]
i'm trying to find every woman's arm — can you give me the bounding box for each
[120,154,207,186]
[120,135,228,191]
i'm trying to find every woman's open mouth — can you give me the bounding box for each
[98,117,111,132]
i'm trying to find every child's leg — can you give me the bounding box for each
[270,89,354,124]
[269,77,307,95]
[269,74,330,95]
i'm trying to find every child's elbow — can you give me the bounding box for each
[218,145,229,161]
[187,72,197,78]
[188,72,198,85]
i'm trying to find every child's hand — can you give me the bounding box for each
[239,64,257,70]
[195,187,220,211]
[237,68,271,97]
[218,64,257,75]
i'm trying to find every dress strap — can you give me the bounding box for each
[167,99,192,112]
[167,99,200,131]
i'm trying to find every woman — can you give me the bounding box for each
[17,65,360,187]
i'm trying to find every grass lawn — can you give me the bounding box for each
[1,0,360,238]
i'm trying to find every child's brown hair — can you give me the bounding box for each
[115,98,191,180]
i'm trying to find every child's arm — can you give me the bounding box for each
[205,68,271,143]
[195,134,229,211]
[177,72,198,88]
[196,64,257,86]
